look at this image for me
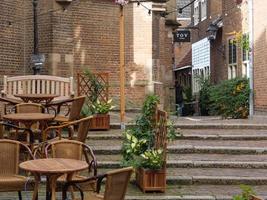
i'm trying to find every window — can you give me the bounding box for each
[201,0,207,21]
[193,0,200,25]
[242,34,249,77]
[228,38,237,79]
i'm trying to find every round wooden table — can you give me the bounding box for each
[20,158,88,200]
[3,113,55,143]
[14,94,59,104]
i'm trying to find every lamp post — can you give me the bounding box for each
[31,0,45,75]
[115,0,128,129]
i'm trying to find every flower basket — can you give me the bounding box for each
[89,114,110,130]
[135,167,166,193]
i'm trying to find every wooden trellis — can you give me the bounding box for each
[77,72,109,104]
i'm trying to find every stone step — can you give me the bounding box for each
[110,123,267,130]
[96,153,267,163]
[97,160,267,169]
[92,145,267,155]
[88,139,267,149]
[125,184,267,200]
[97,167,267,185]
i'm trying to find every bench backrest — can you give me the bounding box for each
[2,75,74,97]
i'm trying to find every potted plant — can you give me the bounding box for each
[121,94,178,192]
[81,99,115,130]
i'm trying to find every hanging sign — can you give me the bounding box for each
[173,30,191,42]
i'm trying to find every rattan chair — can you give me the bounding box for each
[45,140,97,194]
[0,139,34,200]
[33,116,93,158]
[250,195,264,200]
[52,96,86,124]
[14,103,45,144]
[63,167,133,200]
[42,115,93,142]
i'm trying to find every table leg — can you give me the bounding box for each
[66,173,75,200]
[32,173,41,200]
[47,174,62,200]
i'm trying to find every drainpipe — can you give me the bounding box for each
[248,0,254,117]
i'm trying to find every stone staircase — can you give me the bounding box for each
[87,125,267,200]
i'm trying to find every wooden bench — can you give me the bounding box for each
[1,75,74,100]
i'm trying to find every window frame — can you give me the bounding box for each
[200,0,207,21]
[193,0,200,25]
[228,37,238,79]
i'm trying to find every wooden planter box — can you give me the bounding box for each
[136,167,166,193]
[89,114,110,130]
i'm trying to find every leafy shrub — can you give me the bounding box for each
[232,185,255,200]
[209,78,250,119]
[198,77,211,116]
[121,94,179,169]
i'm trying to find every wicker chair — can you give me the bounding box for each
[42,115,93,142]
[45,140,97,194]
[33,116,93,158]
[250,195,264,200]
[0,139,34,200]
[14,103,45,144]
[52,96,86,124]
[63,167,133,200]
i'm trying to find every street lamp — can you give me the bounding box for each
[115,0,128,129]
[31,0,45,75]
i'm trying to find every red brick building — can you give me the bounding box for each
[0,0,174,111]
[188,0,267,113]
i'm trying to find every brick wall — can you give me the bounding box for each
[0,0,173,110]
[253,1,267,112]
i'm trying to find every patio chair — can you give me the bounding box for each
[52,95,86,124]
[14,103,45,143]
[63,167,133,200]
[250,195,263,200]
[45,140,97,193]
[0,139,34,200]
[34,115,93,158]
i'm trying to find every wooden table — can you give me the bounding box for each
[14,94,59,104]
[19,158,88,200]
[3,113,55,143]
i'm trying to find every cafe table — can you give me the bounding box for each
[14,94,59,104]
[2,113,55,143]
[19,158,88,200]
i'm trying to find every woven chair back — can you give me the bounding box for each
[0,140,20,175]
[16,103,43,113]
[68,96,86,121]
[76,116,92,142]
[16,103,43,130]
[50,140,83,160]
[103,167,133,200]
[155,109,168,168]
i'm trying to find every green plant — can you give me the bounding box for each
[198,77,211,116]
[91,99,115,114]
[232,185,255,200]
[140,149,164,170]
[209,77,250,119]
[83,69,105,104]
[121,94,179,170]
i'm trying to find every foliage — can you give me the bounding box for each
[198,77,211,116]
[209,78,250,119]
[121,94,179,170]
[181,87,195,116]
[140,149,164,170]
[232,32,250,51]
[232,185,255,200]
[83,69,105,104]
[91,99,115,114]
